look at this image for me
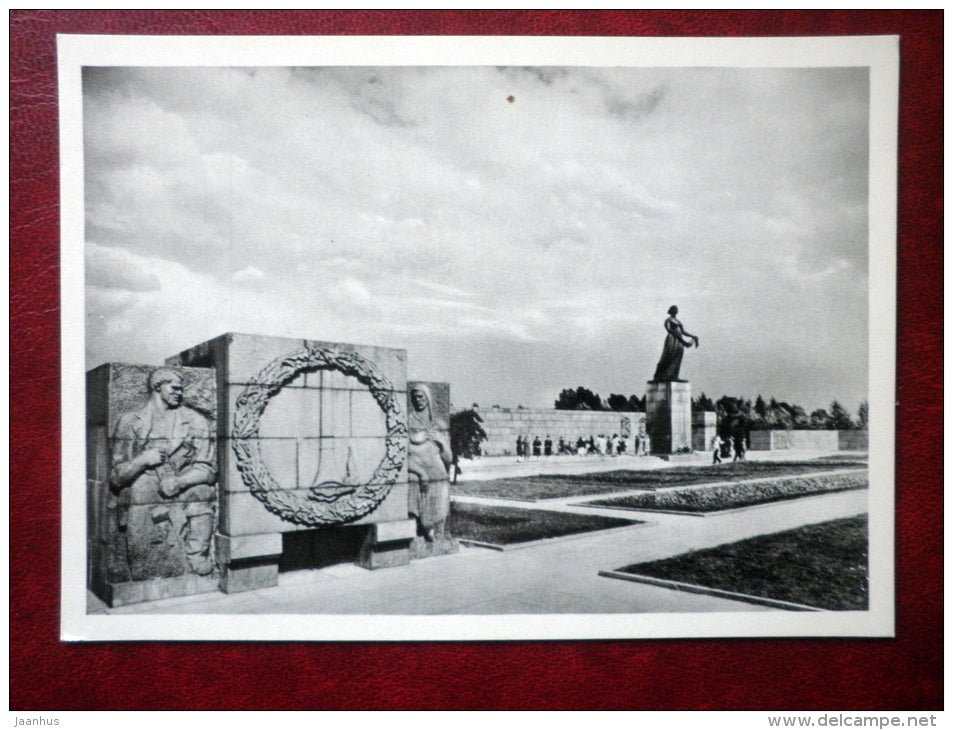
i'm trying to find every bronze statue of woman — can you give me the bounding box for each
[652,305,699,382]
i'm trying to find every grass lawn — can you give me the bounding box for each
[451,460,867,501]
[617,516,868,610]
[586,471,868,513]
[449,502,641,546]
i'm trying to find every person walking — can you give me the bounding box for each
[733,432,746,461]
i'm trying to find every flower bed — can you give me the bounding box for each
[586,471,867,513]
[451,460,867,501]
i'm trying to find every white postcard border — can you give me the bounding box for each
[58,33,898,642]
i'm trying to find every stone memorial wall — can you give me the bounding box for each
[475,407,640,456]
[168,333,415,592]
[837,430,869,450]
[748,429,839,451]
[87,332,452,607]
[749,429,867,451]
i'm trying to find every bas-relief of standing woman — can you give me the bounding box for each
[406,383,452,541]
[652,305,700,382]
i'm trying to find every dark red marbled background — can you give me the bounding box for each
[10,10,942,710]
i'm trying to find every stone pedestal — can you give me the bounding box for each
[216,533,283,593]
[169,333,410,592]
[645,381,693,454]
[692,410,717,452]
[410,535,460,560]
[86,363,220,607]
[356,519,417,569]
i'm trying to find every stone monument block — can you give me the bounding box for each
[169,333,410,591]
[692,410,717,452]
[86,363,219,607]
[645,381,693,455]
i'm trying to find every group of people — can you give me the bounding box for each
[515,435,555,459]
[515,434,633,460]
[710,432,747,464]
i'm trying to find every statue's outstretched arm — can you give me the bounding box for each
[680,328,699,348]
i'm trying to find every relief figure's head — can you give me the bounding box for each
[410,385,431,413]
[668,305,679,316]
[149,368,184,409]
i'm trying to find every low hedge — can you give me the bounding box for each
[587,471,868,513]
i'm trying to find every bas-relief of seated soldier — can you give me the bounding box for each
[109,368,217,582]
[406,383,452,542]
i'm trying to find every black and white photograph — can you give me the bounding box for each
[60,34,898,641]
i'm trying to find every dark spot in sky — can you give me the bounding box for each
[507,96,515,103]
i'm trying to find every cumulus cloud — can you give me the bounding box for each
[231,266,267,287]
[85,242,161,292]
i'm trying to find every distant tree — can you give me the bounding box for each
[693,392,716,413]
[809,409,830,430]
[774,400,797,429]
[607,393,633,411]
[449,409,488,463]
[856,400,869,429]
[628,394,645,411]
[554,386,604,411]
[827,400,854,430]
[716,396,742,418]
[583,388,604,411]
[554,389,573,409]
[554,388,577,410]
[746,414,766,430]
[698,394,856,430]
[788,404,810,429]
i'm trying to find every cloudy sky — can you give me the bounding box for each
[83,64,869,414]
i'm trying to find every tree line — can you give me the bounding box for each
[555,386,868,431]
[554,386,645,412]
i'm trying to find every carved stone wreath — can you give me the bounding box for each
[231,343,407,526]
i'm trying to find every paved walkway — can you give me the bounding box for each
[91,451,868,617]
